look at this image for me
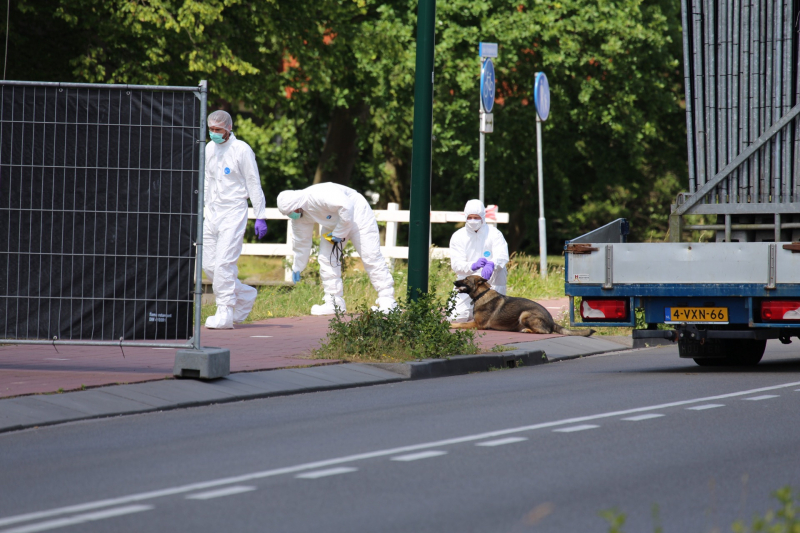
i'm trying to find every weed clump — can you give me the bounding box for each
[312,288,480,362]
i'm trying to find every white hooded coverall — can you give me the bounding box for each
[449,199,510,322]
[203,133,267,324]
[277,183,394,309]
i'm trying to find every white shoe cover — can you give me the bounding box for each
[371,296,398,314]
[205,305,234,329]
[310,294,346,316]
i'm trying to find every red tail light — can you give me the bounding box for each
[761,301,800,321]
[580,299,628,321]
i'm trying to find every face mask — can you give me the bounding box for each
[287,211,302,220]
[465,219,482,232]
[209,131,226,144]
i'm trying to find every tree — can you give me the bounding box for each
[4,0,687,250]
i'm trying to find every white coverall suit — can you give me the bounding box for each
[203,133,267,327]
[277,183,395,315]
[449,200,510,323]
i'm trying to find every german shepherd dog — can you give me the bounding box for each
[450,275,595,336]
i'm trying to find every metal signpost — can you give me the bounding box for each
[534,72,550,278]
[479,42,497,204]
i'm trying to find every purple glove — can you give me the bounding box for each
[470,258,488,271]
[254,219,268,240]
[480,261,495,280]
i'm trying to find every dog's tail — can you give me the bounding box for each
[553,324,595,337]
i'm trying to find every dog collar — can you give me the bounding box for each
[471,288,492,304]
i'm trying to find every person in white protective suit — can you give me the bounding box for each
[277,183,397,315]
[448,199,510,323]
[203,110,269,329]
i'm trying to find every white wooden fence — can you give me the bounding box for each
[242,202,508,281]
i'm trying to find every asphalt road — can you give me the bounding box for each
[2,341,800,533]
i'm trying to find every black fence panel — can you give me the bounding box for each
[0,84,200,340]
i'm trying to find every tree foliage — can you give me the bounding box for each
[4,0,687,249]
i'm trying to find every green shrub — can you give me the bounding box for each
[312,287,481,362]
[733,487,800,533]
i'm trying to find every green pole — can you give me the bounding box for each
[407,0,436,300]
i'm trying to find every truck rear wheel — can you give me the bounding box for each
[681,338,766,366]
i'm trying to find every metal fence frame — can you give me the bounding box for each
[674,0,800,242]
[0,80,207,350]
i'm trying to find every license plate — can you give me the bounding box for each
[665,307,729,324]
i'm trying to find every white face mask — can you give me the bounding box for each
[465,219,482,232]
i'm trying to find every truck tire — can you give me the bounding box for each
[682,338,766,366]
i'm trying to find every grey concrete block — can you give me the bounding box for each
[299,364,404,385]
[173,347,230,379]
[33,390,153,416]
[99,386,178,409]
[367,349,547,380]
[128,379,235,407]
[0,397,87,429]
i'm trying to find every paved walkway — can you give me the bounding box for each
[0,298,572,399]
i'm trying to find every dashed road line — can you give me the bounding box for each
[744,395,779,401]
[475,437,528,447]
[553,425,599,433]
[622,414,665,422]
[185,486,257,500]
[3,380,798,529]
[391,451,447,462]
[0,505,153,533]
[686,404,725,411]
[296,467,358,479]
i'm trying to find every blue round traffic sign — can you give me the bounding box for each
[534,72,550,121]
[481,59,496,113]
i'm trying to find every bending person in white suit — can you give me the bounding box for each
[448,199,510,323]
[203,110,269,329]
[277,183,397,315]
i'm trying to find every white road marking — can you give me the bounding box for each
[391,451,447,462]
[475,437,528,447]
[250,336,273,338]
[743,394,779,401]
[622,414,665,421]
[185,486,256,500]
[296,467,358,479]
[0,505,152,533]
[4,380,800,528]
[686,404,725,410]
[554,424,599,433]
[43,358,69,361]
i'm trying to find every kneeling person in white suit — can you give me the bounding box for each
[449,199,510,323]
[277,183,397,315]
[203,110,269,329]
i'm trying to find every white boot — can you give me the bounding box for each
[205,305,234,329]
[371,296,398,313]
[310,294,346,316]
[233,285,258,324]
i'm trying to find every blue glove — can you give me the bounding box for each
[325,232,344,244]
[471,258,488,271]
[292,271,301,283]
[254,219,268,240]
[480,261,495,280]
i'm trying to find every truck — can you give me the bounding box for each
[563,0,800,366]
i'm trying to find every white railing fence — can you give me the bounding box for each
[243,203,509,281]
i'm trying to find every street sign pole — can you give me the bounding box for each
[533,72,550,278]
[407,0,436,300]
[536,116,547,278]
[479,122,485,204]
[478,43,497,205]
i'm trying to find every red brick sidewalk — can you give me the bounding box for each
[0,298,570,398]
